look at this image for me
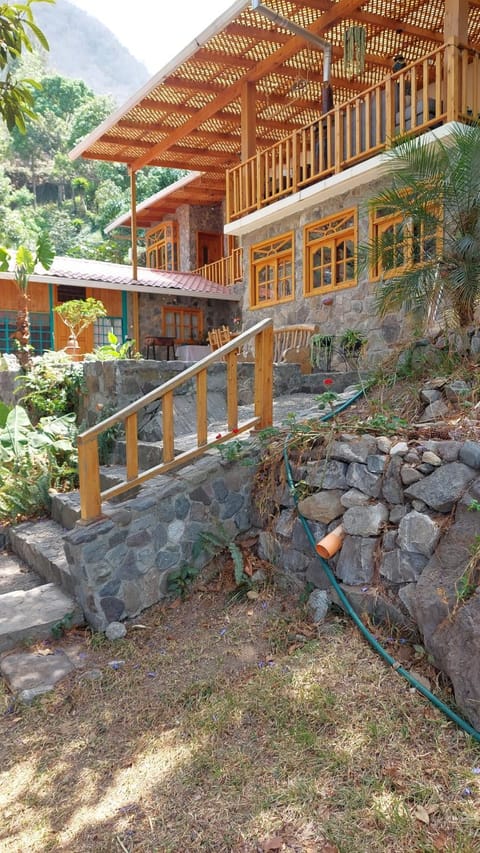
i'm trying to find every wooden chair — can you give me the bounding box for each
[207,326,232,351]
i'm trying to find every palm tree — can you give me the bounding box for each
[0,234,54,368]
[364,123,480,329]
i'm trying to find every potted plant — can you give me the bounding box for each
[310,333,334,371]
[339,329,366,361]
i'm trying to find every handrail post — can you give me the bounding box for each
[254,323,273,429]
[446,40,460,122]
[226,350,238,431]
[78,437,102,522]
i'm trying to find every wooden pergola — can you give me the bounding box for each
[70,0,475,267]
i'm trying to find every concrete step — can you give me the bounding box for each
[0,583,83,653]
[8,519,75,595]
[0,550,43,595]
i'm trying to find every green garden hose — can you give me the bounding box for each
[283,388,480,742]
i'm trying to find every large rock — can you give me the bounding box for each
[459,441,480,470]
[340,488,370,508]
[298,490,344,524]
[342,503,388,537]
[329,436,377,464]
[346,463,382,497]
[304,459,348,490]
[380,549,428,583]
[397,510,441,557]
[382,456,405,505]
[335,535,376,584]
[418,399,448,422]
[411,481,480,728]
[404,462,476,512]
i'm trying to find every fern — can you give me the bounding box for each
[229,542,247,586]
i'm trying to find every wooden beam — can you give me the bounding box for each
[130,0,366,170]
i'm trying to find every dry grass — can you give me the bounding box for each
[1,576,480,853]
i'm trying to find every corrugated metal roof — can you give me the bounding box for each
[25,256,238,301]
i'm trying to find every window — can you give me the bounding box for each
[162,306,203,344]
[304,210,357,295]
[370,206,439,279]
[0,311,50,355]
[94,316,124,346]
[251,233,294,308]
[146,221,178,271]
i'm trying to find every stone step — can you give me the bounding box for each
[0,583,83,653]
[8,519,75,595]
[0,550,43,595]
[50,465,131,530]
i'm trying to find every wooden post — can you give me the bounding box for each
[125,413,138,480]
[241,81,256,161]
[129,167,138,281]
[445,40,460,122]
[78,438,102,522]
[196,370,208,446]
[162,391,174,462]
[226,350,238,431]
[254,324,273,429]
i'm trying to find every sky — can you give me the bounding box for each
[70,0,239,73]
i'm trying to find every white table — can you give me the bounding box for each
[175,344,211,362]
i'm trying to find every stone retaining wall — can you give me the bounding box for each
[64,452,257,630]
[255,431,480,728]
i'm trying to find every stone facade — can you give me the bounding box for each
[238,177,409,364]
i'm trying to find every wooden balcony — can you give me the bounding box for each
[226,43,480,223]
[192,247,243,286]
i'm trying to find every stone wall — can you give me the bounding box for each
[64,452,256,630]
[255,430,480,728]
[138,292,234,349]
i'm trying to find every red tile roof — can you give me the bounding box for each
[34,256,238,301]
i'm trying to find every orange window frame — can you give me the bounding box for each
[250,232,294,309]
[146,220,178,271]
[162,305,203,344]
[370,205,441,280]
[304,209,357,296]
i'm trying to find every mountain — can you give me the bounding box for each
[35,0,149,104]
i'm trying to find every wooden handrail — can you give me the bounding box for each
[227,44,454,222]
[77,318,274,522]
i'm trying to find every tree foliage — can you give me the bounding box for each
[363,123,480,329]
[0,0,53,132]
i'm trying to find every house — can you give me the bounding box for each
[0,255,238,357]
[69,0,476,360]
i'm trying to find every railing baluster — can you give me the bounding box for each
[226,351,238,431]
[254,325,273,429]
[125,413,138,480]
[196,370,208,447]
[162,390,174,462]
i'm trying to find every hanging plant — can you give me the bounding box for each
[343,25,366,79]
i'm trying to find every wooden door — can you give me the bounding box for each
[197,232,223,268]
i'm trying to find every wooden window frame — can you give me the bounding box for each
[161,305,203,344]
[370,205,440,280]
[304,209,357,297]
[250,232,294,309]
[146,220,178,271]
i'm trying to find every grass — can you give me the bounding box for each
[1,577,480,853]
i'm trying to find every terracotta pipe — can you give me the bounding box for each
[316,524,345,558]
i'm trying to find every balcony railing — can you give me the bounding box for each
[192,247,243,286]
[226,43,480,223]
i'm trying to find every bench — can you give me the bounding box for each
[240,323,317,374]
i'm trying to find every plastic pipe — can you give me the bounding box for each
[316,524,345,558]
[283,387,480,743]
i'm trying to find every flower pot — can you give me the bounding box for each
[316,525,345,558]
